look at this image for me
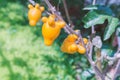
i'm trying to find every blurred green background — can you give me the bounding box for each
[0,0,119,80]
[0,0,84,80]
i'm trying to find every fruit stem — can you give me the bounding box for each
[62,0,74,28]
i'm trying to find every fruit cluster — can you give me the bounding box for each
[61,34,88,54]
[28,3,87,54]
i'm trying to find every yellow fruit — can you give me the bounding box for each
[61,34,78,54]
[42,15,65,46]
[48,15,55,26]
[61,42,77,54]
[56,21,66,28]
[77,45,86,54]
[28,4,44,26]
[42,23,61,46]
[83,38,88,44]
[41,17,48,23]
[67,34,78,42]
[68,44,78,52]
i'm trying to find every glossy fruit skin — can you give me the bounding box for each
[83,38,88,44]
[77,45,86,54]
[61,34,78,54]
[68,44,78,53]
[67,34,78,42]
[42,15,65,46]
[42,22,61,46]
[28,4,44,26]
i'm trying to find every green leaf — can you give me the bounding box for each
[83,5,98,10]
[82,11,108,28]
[82,10,119,40]
[83,5,113,15]
[97,5,113,16]
[104,17,119,40]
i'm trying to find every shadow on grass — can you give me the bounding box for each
[0,48,40,80]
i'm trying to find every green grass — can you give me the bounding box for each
[0,2,76,80]
[0,25,74,80]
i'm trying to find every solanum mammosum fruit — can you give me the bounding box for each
[77,38,87,54]
[61,34,78,54]
[28,4,44,26]
[42,14,66,46]
[61,34,87,54]
[77,45,86,54]
[83,38,88,44]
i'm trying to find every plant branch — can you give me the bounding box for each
[83,38,104,80]
[91,0,96,34]
[62,0,74,28]
[112,60,120,79]
[105,53,120,61]
[85,43,105,80]
[90,0,103,78]
[28,0,36,5]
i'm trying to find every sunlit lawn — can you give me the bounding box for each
[0,2,75,80]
